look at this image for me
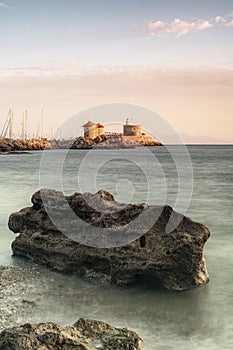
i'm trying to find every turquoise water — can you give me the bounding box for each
[0,146,233,349]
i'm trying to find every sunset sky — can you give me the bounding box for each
[0,0,232,143]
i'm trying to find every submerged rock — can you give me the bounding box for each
[9,189,210,291]
[0,318,143,350]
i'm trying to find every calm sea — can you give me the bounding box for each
[0,145,233,349]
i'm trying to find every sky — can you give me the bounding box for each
[0,0,233,142]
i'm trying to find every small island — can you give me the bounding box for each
[1,115,162,152]
[51,118,163,149]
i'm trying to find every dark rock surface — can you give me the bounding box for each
[0,318,143,350]
[9,189,210,291]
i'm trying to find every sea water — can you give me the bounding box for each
[0,146,233,349]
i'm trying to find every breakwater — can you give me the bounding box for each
[0,138,51,153]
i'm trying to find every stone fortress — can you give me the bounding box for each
[82,118,155,143]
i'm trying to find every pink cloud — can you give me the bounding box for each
[225,20,233,27]
[147,12,233,37]
[0,2,10,9]
[215,16,227,23]
[147,18,213,37]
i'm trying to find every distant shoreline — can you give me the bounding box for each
[1,137,232,155]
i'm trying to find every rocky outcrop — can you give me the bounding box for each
[49,134,162,150]
[0,318,143,350]
[49,138,80,149]
[70,135,138,149]
[0,134,162,152]
[0,138,50,153]
[9,189,210,291]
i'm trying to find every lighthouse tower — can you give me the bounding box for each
[123,118,141,137]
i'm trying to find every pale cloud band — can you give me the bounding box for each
[0,2,10,9]
[147,12,233,37]
[0,65,232,143]
[0,62,233,78]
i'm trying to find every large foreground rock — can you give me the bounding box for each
[0,318,143,350]
[9,189,210,291]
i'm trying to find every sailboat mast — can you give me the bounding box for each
[9,110,13,139]
[41,110,44,139]
[25,110,28,140]
[21,113,25,140]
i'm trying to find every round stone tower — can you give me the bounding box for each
[83,121,97,139]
